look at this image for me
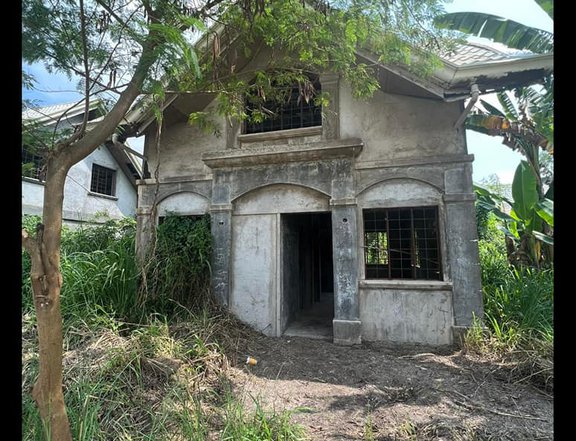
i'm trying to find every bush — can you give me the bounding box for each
[142,214,213,313]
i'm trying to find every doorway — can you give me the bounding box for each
[280,212,334,339]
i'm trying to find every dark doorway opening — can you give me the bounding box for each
[281,212,333,339]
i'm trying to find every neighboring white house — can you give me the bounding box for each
[22,100,143,226]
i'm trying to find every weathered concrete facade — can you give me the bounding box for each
[135,71,484,346]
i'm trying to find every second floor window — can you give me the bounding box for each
[90,164,116,196]
[244,75,322,134]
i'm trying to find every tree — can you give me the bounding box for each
[434,0,553,267]
[22,1,455,439]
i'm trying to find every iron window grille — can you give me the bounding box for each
[244,76,322,134]
[363,207,442,280]
[90,164,116,196]
[22,147,45,181]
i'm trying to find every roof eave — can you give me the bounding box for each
[435,53,554,91]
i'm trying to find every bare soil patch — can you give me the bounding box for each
[227,334,553,440]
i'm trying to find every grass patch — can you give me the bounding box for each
[22,215,304,440]
[464,225,554,392]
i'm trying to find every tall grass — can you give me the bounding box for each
[466,212,554,390]
[474,215,554,349]
[22,214,305,440]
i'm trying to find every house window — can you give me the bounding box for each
[244,75,322,134]
[22,147,44,180]
[363,207,441,280]
[90,164,116,196]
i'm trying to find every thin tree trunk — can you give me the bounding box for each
[23,160,72,441]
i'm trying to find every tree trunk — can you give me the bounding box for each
[32,287,71,441]
[23,162,72,441]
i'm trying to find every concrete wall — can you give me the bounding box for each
[360,286,453,345]
[22,145,137,224]
[145,101,225,180]
[135,71,482,345]
[339,84,465,163]
[230,213,277,336]
[157,191,210,217]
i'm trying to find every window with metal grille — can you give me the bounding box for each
[363,207,441,280]
[22,147,44,180]
[90,164,116,196]
[244,76,322,134]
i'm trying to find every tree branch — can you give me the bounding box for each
[22,229,37,256]
[93,0,144,45]
[64,0,92,146]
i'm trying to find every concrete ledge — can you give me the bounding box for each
[238,126,322,143]
[202,138,364,168]
[359,280,453,291]
[443,193,476,203]
[355,154,474,170]
[333,319,362,346]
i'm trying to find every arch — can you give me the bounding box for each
[233,183,330,215]
[156,191,210,217]
[357,177,442,208]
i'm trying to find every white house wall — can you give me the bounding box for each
[22,145,136,224]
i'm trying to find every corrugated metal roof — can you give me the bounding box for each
[22,100,103,125]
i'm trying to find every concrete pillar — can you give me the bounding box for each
[135,180,156,262]
[136,205,154,262]
[444,194,484,342]
[210,204,233,306]
[320,73,340,140]
[330,199,361,345]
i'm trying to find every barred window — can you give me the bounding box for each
[90,164,116,196]
[363,207,441,280]
[244,76,322,134]
[22,148,44,180]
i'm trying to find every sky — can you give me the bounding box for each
[21,0,553,184]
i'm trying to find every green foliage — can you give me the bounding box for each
[22,216,140,325]
[474,160,553,268]
[434,11,553,53]
[473,225,553,354]
[143,214,213,312]
[220,393,306,441]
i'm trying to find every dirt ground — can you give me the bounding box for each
[226,334,553,440]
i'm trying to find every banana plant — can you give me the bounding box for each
[475,160,553,268]
[434,0,553,53]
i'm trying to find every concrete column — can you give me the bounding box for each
[444,194,484,342]
[330,199,361,345]
[320,73,340,140]
[226,117,241,149]
[210,204,233,306]
[136,205,154,262]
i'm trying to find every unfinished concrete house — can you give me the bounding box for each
[125,41,552,345]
